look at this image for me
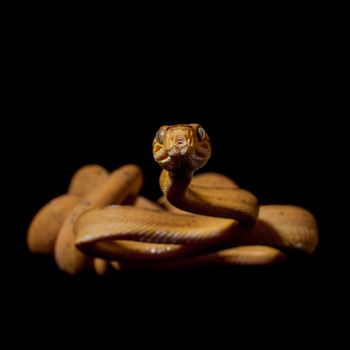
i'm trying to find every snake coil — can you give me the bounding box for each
[28,124,318,274]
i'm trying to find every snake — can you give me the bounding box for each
[27,123,318,274]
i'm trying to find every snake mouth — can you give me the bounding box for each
[156,149,186,170]
[154,147,169,163]
[155,145,189,164]
[168,146,188,157]
[159,156,171,164]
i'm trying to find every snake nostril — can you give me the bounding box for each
[176,140,186,147]
[174,135,187,147]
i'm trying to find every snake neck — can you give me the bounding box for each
[160,169,192,202]
[160,170,259,226]
[160,169,219,215]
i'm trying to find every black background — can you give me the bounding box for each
[6,16,342,334]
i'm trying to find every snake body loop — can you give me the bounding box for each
[28,123,318,273]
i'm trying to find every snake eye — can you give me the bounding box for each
[156,128,166,144]
[197,126,206,141]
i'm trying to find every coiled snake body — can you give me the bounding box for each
[28,123,318,274]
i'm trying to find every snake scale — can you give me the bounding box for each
[27,123,318,274]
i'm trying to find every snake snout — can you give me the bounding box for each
[173,135,188,148]
[167,135,189,157]
[175,139,186,147]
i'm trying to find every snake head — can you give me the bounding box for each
[153,123,211,173]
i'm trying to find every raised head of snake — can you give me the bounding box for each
[153,124,258,225]
[153,123,211,175]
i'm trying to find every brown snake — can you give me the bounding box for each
[28,123,318,274]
